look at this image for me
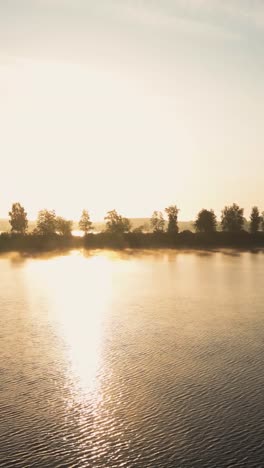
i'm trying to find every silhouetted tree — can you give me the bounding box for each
[104,210,131,234]
[9,203,28,234]
[150,211,165,233]
[132,225,144,233]
[56,217,73,236]
[221,204,244,232]
[165,205,179,234]
[36,209,57,235]
[132,223,149,234]
[79,209,93,234]
[261,212,264,232]
[250,206,261,233]
[194,209,217,233]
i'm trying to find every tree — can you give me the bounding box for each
[79,209,93,234]
[249,206,261,233]
[194,209,217,233]
[56,217,73,236]
[150,211,165,233]
[165,205,179,234]
[36,209,57,235]
[261,212,264,232]
[9,202,28,234]
[221,203,244,232]
[104,210,131,234]
[132,224,148,234]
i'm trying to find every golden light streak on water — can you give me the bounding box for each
[24,251,114,402]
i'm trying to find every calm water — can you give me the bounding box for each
[1,250,264,468]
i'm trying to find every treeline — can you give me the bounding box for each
[0,203,264,252]
[3,203,264,235]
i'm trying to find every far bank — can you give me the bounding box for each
[1,231,264,254]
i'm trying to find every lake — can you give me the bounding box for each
[1,250,264,467]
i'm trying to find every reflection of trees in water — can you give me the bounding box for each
[7,252,28,267]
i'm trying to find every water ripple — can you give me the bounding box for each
[1,251,264,467]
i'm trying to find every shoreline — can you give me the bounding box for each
[1,232,264,254]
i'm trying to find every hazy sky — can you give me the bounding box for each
[1,0,264,220]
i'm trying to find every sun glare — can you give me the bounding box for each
[25,252,114,400]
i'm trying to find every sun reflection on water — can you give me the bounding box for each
[25,251,114,401]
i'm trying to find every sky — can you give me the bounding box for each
[0,0,264,221]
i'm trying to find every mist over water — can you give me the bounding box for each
[1,250,264,467]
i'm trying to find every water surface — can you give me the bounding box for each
[1,250,264,467]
